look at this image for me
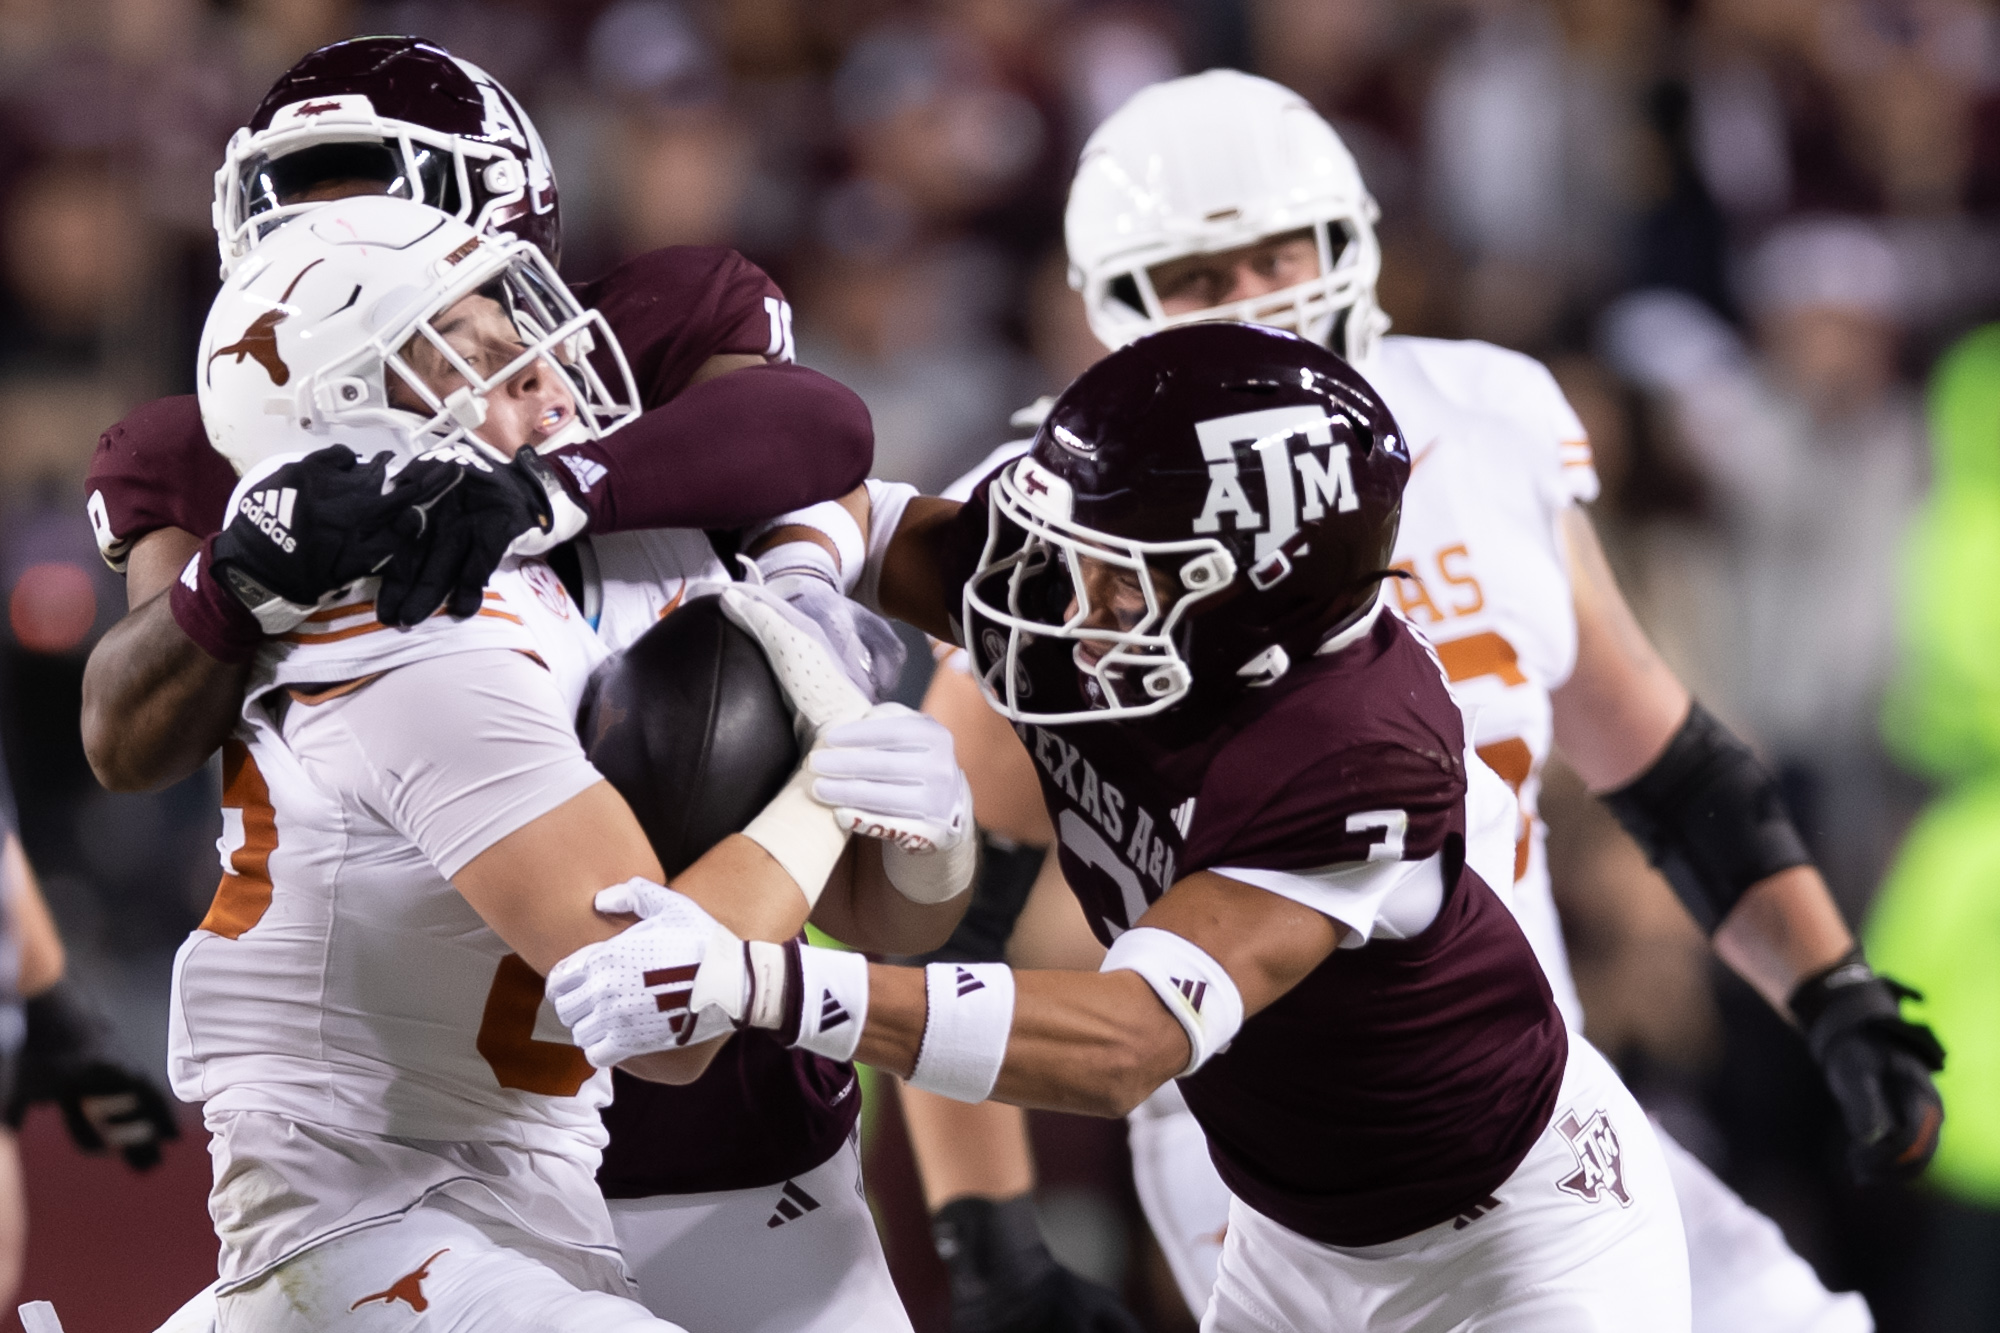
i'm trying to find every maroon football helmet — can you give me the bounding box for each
[963,322,1408,724]
[212,36,560,275]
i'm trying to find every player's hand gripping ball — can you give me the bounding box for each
[809,703,973,856]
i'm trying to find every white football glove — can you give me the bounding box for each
[768,572,907,701]
[809,703,972,854]
[809,703,977,904]
[547,880,745,1066]
[719,583,873,743]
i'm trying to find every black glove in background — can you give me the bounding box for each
[209,445,463,613]
[5,980,179,1171]
[1791,951,1945,1185]
[934,1195,1146,1333]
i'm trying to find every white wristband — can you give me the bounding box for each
[909,962,1015,1103]
[742,765,852,908]
[1101,927,1244,1077]
[744,939,790,1031]
[857,480,919,612]
[754,539,842,592]
[745,501,866,593]
[881,831,978,906]
[794,945,869,1062]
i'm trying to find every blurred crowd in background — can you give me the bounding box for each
[1,0,1997,1329]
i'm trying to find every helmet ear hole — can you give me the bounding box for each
[483,158,524,195]
[1143,663,1190,699]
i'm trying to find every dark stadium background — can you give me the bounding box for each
[2,0,1996,1328]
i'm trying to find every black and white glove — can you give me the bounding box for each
[1790,949,1945,1184]
[206,445,467,634]
[934,1195,1146,1333]
[5,979,179,1171]
[375,446,589,627]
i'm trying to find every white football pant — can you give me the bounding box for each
[150,1284,217,1333]
[215,1193,676,1332]
[1659,1131,1872,1332]
[1200,1039,1689,1333]
[607,1132,912,1333]
[1133,1058,1870,1331]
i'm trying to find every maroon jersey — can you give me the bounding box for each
[598,1034,860,1199]
[84,246,812,568]
[1020,610,1567,1246]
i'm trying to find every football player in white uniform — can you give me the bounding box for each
[861,71,1938,1333]
[175,194,969,1332]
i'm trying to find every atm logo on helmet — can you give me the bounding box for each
[1191,407,1364,558]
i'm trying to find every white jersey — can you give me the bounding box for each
[171,525,729,1286]
[1363,335,1595,1025]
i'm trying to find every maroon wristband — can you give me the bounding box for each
[167,537,264,665]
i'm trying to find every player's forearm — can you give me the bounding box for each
[673,833,815,943]
[1551,509,1690,792]
[810,841,968,956]
[558,363,873,534]
[80,591,248,792]
[1713,865,1856,1014]
[621,1038,728,1087]
[878,498,968,642]
[855,964,1188,1119]
[3,836,63,997]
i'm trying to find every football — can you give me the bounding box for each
[578,593,800,877]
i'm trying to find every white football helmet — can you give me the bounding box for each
[197,195,638,476]
[1065,70,1388,362]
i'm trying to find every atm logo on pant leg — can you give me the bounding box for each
[1554,1108,1631,1207]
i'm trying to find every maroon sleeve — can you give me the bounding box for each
[552,362,872,533]
[554,245,870,531]
[84,396,238,569]
[1183,619,1469,873]
[1186,740,1465,874]
[573,246,789,409]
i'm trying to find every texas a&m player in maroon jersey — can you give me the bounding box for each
[78,38,919,1333]
[550,323,1695,1332]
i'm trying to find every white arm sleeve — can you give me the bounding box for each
[1212,852,1446,948]
[856,479,918,612]
[284,649,606,878]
